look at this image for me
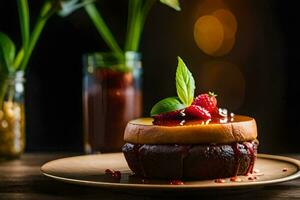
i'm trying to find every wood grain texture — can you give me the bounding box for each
[1,153,300,200]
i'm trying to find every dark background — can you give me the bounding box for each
[0,0,299,153]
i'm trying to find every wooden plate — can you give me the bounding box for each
[41,153,300,192]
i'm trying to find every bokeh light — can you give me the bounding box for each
[194,6,238,56]
[196,61,245,110]
[213,9,237,39]
[195,0,227,16]
[194,15,224,55]
[212,34,236,56]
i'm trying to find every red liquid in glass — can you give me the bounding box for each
[83,68,142,153]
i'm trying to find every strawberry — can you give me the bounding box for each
[185,105,211,120]
[211,107,222,118]
[192,92,217,112]
[211,107,228,118]
[153,109,185,121]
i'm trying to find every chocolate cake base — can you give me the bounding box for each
[122,141,258,180]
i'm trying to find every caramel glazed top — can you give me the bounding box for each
[124,115,257,145]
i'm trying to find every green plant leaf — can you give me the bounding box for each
[13,48,24,70]
[19,0,59,71]
[124,0,142,51]
[85,3,123,56]
[17,0,30,54]
[160,0,181,11]
[150,97,185,116]
[40,0,63,19]
[58,0,95,17]
[176,56,195,106]
[0,32,16,73]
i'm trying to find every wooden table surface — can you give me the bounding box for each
[0,153,300,200]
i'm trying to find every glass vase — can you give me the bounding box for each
[0,71,25,160]
[83,52,142,153]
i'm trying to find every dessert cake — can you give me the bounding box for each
[122,57,258,180]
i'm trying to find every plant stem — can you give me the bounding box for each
[124,0,140,51]
[85,3,123,57]
[13,48,24,69]
[19,1,55,71]
[136,0,156,50]
[141,0,157,25]
[0,78,7,108]
[16,0,30,71]
[125,0,156,51]
[124,0,133,51]
[130,12,142,51]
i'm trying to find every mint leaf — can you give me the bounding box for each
[176,56,195,106]
[150,97,185,116]
[160,0,181,11]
